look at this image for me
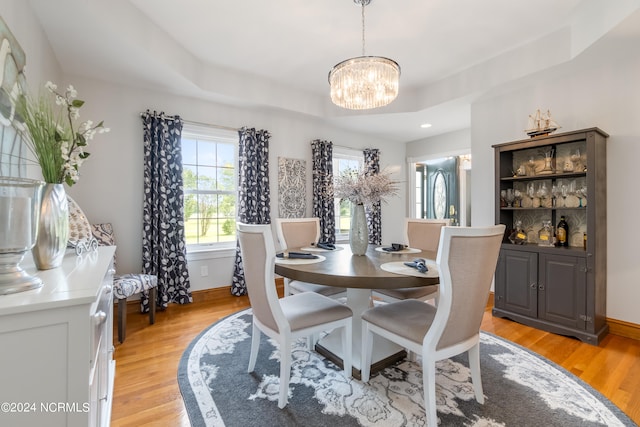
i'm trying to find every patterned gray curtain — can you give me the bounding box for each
[311,140,336,243]
[364,148,382,245]
[231,127,271,296]
[141,110,192,311]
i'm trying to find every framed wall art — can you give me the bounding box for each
[278,157,306,218]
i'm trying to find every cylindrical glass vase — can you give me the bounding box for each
[349,203,369,256]
[32,183,69,270]
[0,177,44,294]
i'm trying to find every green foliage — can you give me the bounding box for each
[14,81,109,186]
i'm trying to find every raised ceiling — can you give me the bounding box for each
[27,0,639,142]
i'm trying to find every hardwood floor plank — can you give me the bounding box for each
[111,291,640,426]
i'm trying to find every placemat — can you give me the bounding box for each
[300,246,345,252]
[380,260,439,278]
[275,254,326,265]
[374,246,421,254]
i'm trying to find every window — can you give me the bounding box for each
[181,124,237,248]
[333,150,363,241]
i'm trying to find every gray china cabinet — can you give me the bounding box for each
[492,128,608,344]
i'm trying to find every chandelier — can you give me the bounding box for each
[329,0,400,110]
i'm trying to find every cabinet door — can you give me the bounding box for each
[538,253,587,330]
[495,249,538,318]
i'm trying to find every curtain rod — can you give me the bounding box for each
[182,119,239,132]
[140,112,239,132]
[333,144,377,152]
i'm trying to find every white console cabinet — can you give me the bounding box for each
[0,247,116,427]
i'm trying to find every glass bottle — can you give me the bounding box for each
[556,216,569,247]
[508,220,527,245]
[538,220,553,246]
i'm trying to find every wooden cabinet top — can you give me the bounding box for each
[492,127,609,151]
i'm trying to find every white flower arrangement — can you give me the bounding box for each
[16,81,109,186]
[333,167,399,206]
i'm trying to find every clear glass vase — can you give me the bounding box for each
[349,203,369,256]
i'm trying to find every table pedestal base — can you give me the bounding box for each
[315,288,407,380]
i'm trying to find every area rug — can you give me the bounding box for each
[178,309,636,427]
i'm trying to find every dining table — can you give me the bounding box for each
[274,243,439,378]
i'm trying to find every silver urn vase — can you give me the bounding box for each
[32,183,69,270]
[349,203,369,256]
[0,177,44,294]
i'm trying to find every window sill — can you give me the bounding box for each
[186,245,236,261]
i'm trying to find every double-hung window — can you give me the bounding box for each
[181,123,237,249]
[332,150,363,241]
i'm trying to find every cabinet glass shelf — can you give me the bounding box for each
[500,171,586,182]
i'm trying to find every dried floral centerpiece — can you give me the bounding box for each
[333,167,399,206]
[333,168,399,255]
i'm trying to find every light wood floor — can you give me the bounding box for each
[110,290,640,426]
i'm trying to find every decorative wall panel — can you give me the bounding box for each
[278,157,306,218]
[0,16,28,177]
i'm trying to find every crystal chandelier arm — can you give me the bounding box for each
[360,0,366,56]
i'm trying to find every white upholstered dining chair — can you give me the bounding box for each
[361,224,505,426]
[274,217,346,299]
[237,222,353,409]
[374,218,451,303]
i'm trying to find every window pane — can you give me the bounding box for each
[181,125,237,247]
[197,140,218,166]
[181,138,197,165]
[215,166,233,191]
[183,166,197,191]
[337,199,351,233]
[197,166,217,190]
[332,153,363,239]
[217,143,235,167]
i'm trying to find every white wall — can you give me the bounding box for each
[48,77,408,291]
[405,128,471,161]
[470,14,640,324]
[1,0,62,179]
[1,1,61,88]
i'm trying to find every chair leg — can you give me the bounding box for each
[468,343,485,404]
[342,322,352,379]
[423,359,438,427]
[149,287,157,325]
[307,334,317,350]
[278,336,292,409]
[248,322,260,373]
[117,297,127,343]
[360,323,373,382]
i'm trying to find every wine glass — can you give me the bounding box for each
[537,182,549,207]
[570,149,582,172]
[504,188,515,207]
[514,189,523,208]
[500,189,507,207]
[576,185,587,207]
[526,182,535,204]
[561,182,569,206]
[551,184,560,208]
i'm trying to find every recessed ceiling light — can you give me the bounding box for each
[420,123,432,129]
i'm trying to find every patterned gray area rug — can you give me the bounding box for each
[178,309,636,427]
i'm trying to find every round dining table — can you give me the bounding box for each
[275,243,438,378]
